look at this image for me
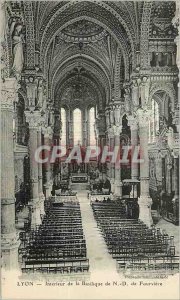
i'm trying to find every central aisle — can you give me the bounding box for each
[77,190,119,279]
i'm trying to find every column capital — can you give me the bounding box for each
[1,78,19,110]
[25,110,42,129]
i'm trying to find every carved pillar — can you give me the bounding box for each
[96,113,106,174]
[113,125,122,197]
[105,107,110,178]
[173,1,180,69]
[37,126,45,215]
[137,108,153,227]
[25,110,41,229]
[68,109,73,146]
[54,111,61,184]
[1,78,20,270]
[42,126,53,199]
[172,152,179,224]
[128,115,139,198]
[109,129,115,192]
[113,103,123,197]
[82,108,88,147]
[108,103,115,192]
[172,3,180,133]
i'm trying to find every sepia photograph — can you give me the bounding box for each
[0,0,179,299]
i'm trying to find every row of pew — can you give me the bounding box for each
[91,200,179,276]
[20,199,89,274]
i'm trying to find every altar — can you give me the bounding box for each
[70,173,89,190]
[71,173,88,183]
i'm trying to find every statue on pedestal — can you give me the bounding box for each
[10,20,24,81]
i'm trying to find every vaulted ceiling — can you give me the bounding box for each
[7,1,177,112]
[32,0,143,110]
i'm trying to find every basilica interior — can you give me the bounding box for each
[1,1,179,278]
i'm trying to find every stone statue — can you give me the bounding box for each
[105,110,110,128]
[49,108,54,126]
[1,2,8,42]
[11,21,24,80]
[42,88,47,111]
[124,88,131,113]
[114,105,121,125]
[25,77,38,108]
[109,107,114,125]
[37,80,44,108]
[1,3,9,80]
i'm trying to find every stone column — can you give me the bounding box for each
[107,128,115,193]
[25,110,42,229]
[128,115,139,197]
[172,3,180,132]
[99,134,106,175]
[137,108,153,227]
[1,78,20,270]
[113,126,122,197]
[82,108,88,147]
[37,126,45,215]
[113,102,123,197]
[173,156,179,200]
[105,107,110,178]
[108,103,115,192]
[54,111,61,184]
[96,112,106,171]
[68,109,73,146]
[42,126,53,199]
[172,152,179,224]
